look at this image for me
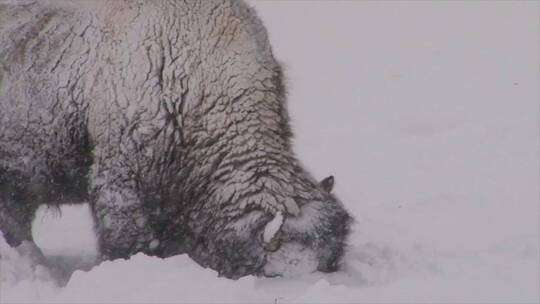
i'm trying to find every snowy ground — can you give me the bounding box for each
[1,1,539,303]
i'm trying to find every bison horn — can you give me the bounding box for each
[320,175,334,193]
[283,197,300,216]
[262,211,284,252]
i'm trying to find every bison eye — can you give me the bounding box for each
[263,236,281,252]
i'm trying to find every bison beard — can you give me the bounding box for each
[0,0,352,280]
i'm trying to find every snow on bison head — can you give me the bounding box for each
[262,176,351,277]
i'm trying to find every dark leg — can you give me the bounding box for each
[89,159,157,261]
[0,134,91,285]
[0,169,39,248]
[0,169,66,282]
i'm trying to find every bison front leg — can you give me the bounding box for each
[0,170,36,249]
[89,161,156,261]
[0,169,69,283]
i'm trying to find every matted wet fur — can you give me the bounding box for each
[0,0,351,280]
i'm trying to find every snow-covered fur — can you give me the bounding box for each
[0,0,351,279]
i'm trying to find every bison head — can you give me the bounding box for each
[261,176,352,277]
[189,175,351,279]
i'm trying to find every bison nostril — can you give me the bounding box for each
[318,256,339,273]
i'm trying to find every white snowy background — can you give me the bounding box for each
[1,1,539,303]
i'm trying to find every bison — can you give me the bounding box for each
[0,0,351,280]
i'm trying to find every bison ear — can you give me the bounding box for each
[320,175,334,193]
